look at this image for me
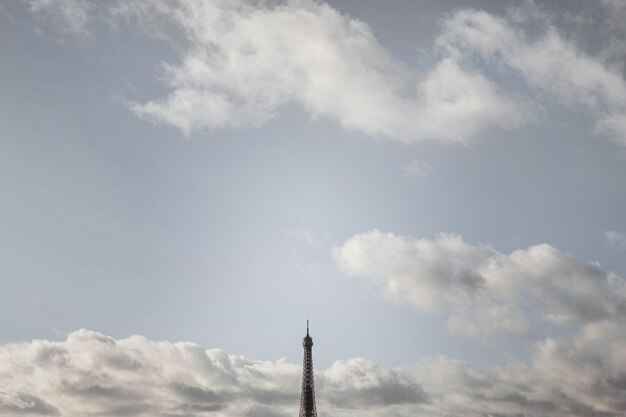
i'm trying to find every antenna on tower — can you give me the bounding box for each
[307,319,309,336]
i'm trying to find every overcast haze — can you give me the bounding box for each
[2,0,626,416]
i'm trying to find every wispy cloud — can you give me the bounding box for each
[438,6,626,147]
[283,228,325,249]
[402,159,432,178]
[21,0,96,39]
[605,230,626,251]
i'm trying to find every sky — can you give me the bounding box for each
[1,0,626,416]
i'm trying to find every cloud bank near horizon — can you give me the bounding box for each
[1,327,625,417]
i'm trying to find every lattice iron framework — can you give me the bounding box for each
[299,321,317,417]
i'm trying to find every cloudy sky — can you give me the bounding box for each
[2,0,626,416]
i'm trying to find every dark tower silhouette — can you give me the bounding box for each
[299,320,317,417]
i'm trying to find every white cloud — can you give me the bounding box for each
[333,230,626,339]
[415,321,626,417]
[438,7,626,146]
[0,329,426,417]
[0,329,299,416]
[605,230,626,251]
[112,0,530,142]
[1,328,625,417]
[62,1,626,148]
[19,1,626,148]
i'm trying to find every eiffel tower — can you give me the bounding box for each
[299,320,317,417]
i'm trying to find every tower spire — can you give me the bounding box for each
[299,322,317,417]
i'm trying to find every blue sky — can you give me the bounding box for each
[1,1,626,416]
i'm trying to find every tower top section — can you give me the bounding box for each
[303,320,313,347]
[299,321,317,417]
